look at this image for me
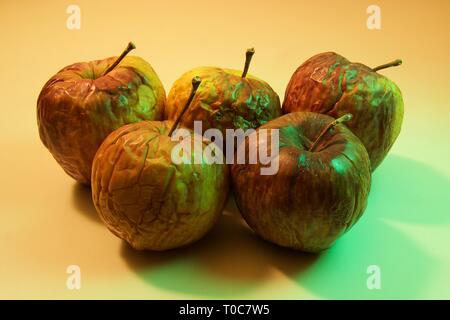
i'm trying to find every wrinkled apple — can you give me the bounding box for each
[231,112,371,252]
[283,52,404,170]
[164,48,281,139]
[37,42,166,184]
[91,77,229,251]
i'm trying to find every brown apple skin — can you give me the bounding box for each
[164,67,282,137]
[231,112,371,252]
[37,56,166,184]
[283,52,404,170]
[91,120,229,251]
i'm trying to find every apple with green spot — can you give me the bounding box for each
[164,48,282,140]
[283,52,404,170]
[37,42,165,184]
[231,112,371,252]
[91,77,230,251]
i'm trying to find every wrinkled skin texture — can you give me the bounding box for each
[231,112,371,252]
[37,56,166,184]
[91,121,229,251]
[283,52,404,170]
[165,67,282,137]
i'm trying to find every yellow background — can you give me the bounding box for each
[0,0,449,299]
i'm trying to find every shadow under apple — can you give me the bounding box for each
[72,183,102,224]
[121,195,318,298]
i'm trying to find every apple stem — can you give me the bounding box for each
[308,114,353,152]
[168,76,202,137]
[241,48,255,78]
[102,42,136,76]
[372,59,402,72]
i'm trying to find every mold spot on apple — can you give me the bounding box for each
[118,95,128,107]
[298,154,307,167]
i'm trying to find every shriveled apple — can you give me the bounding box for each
[37,42,166,184]
[231,112,371,252]
[91,77,229,251]
[283,52,404,170]
[165,48,282,139]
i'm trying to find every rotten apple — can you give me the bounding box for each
[164,48,282,139]
[231,112,371,252]
[283,52,404,170]
[37,42,166,184]
[91,77,229,251]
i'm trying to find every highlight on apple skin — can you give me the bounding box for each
[283,52,404,171]
[37,42,166,184]
[231,112,371,253]
[164,48,282,139]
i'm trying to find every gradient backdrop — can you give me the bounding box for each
[0,0,449,299]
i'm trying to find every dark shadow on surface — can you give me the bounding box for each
[121,195,318,297]
[72,183,101,224]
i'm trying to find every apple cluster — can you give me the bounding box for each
[37,43,403,253]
